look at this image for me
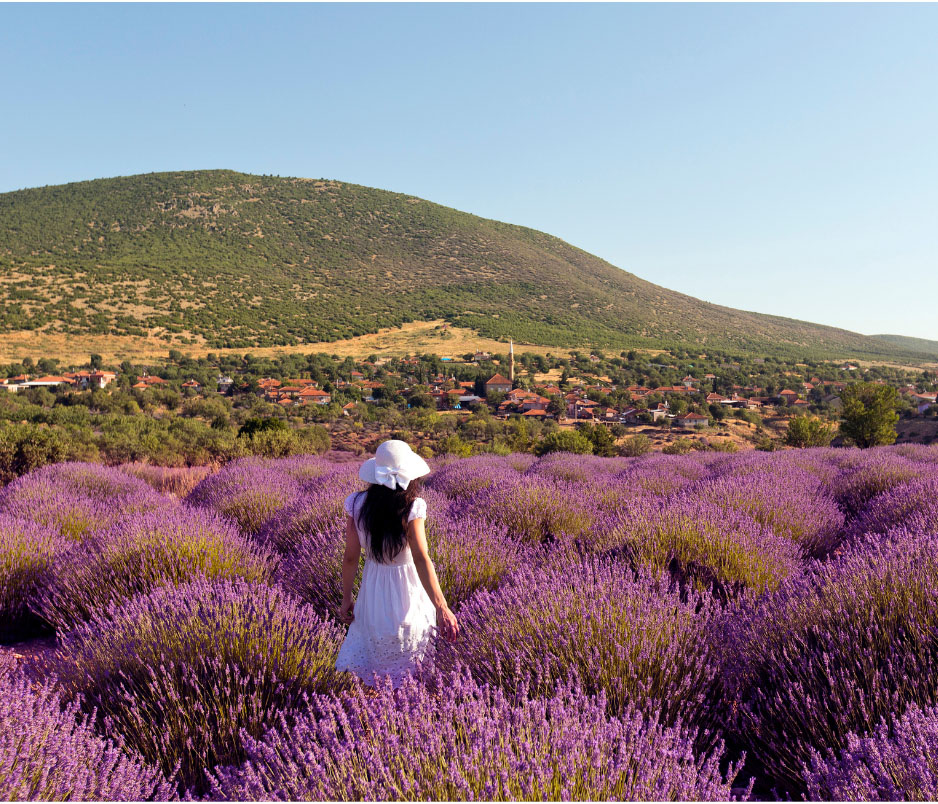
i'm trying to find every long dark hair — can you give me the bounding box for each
[355,478,422,563]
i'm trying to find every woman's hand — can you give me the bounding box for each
[339,599,355,625]
[436,604,459,641]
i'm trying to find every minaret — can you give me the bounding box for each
[509,339,514,385]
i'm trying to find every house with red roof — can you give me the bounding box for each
[485,373,512,394]
[299,388,331,405]
[22,375,76,388]
[674,412,709,430]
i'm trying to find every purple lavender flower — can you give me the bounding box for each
[37,506,277,632]
[848,474,938,540]
[258,471,364,554]
[436,557,721,735]
[616,454,713,498]
[723,527,938,795]
[0,514,64,638]
[805,701,938,800]
[55,577,348,794]
[424,455,526,500]
[186,459,302,534]
[0,666,175,800]
[0,462,169,540]
[688,466,845,557]
[594,496,803,598]
[209,666,750,801]
[827,450,927,519]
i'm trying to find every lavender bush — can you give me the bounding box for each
[209,666,750,801]
[690,468,844,557]
[258,471,363,553]
[186,459,302,534]
[723,527,938,794]
[438,557,721,735]
[37,506,277,632]
[616,454,713,497]
[0,667,174,800]
[424,454,525,499]
[0,514,63,637]
[0,462,167,540]
[848,474,938,540]
[827,451,927,519]
[119,462,215,497]
[456,474,596,545]
[55,578,348,794]
[804,702,938,800]
[599,497,802,597]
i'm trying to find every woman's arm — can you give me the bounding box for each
[339,514,361,625]
[407,517,459,641]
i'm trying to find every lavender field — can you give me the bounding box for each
[2,445,938,800]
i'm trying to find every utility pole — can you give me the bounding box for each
[509,339,515,386]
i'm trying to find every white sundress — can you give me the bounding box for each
[335,492,438,687]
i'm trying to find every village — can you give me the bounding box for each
[4,340,936,443]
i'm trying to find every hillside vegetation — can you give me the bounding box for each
[0,169,932,361]
[871,333,938,357]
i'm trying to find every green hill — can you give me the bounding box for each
[870,334,938,360]
[0,169,930,361]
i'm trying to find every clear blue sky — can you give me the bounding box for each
[2,3,936,341]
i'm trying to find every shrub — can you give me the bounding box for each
[525,452,632,483]
[827,451,926,519]
[258,473,364,553]
[616,454,712,497]
[269,454,341,486]
[662,438,700,455]
[0,515,62,638]
[619,434,652,457]
[423,504,527,609]
[209,667,749,802]
[785,415,836,448]
[277,527,361,622]
[38,507,277,632]
[691,469,845,558]
[458,476,595,545]
[0,668,174,800]
[55,578,348,794]
[533,430,593,456]
[186,460,301,534]
[423,455,521,499]
[437,558,720,735]
[724,528,938,795]
[849,474,938,540]
[804,702,938,801]
[0,462,168,540]
[839,382,900,448]
[600,498,803,598]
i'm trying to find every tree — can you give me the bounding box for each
[575,422,617,457]
[619,434,652,457]
[534,430,593,456]
[90,353,103,370]
[237,416,288,439]
[785,415,836,448]
[839,382,899,448]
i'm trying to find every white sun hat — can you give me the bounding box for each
[359,439,431,491]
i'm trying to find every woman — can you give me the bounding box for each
[336,439,458,687]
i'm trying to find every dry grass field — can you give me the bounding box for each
[0,321,571,365]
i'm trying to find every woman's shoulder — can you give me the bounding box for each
[343,490,363,517]
[407,496,428,522]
